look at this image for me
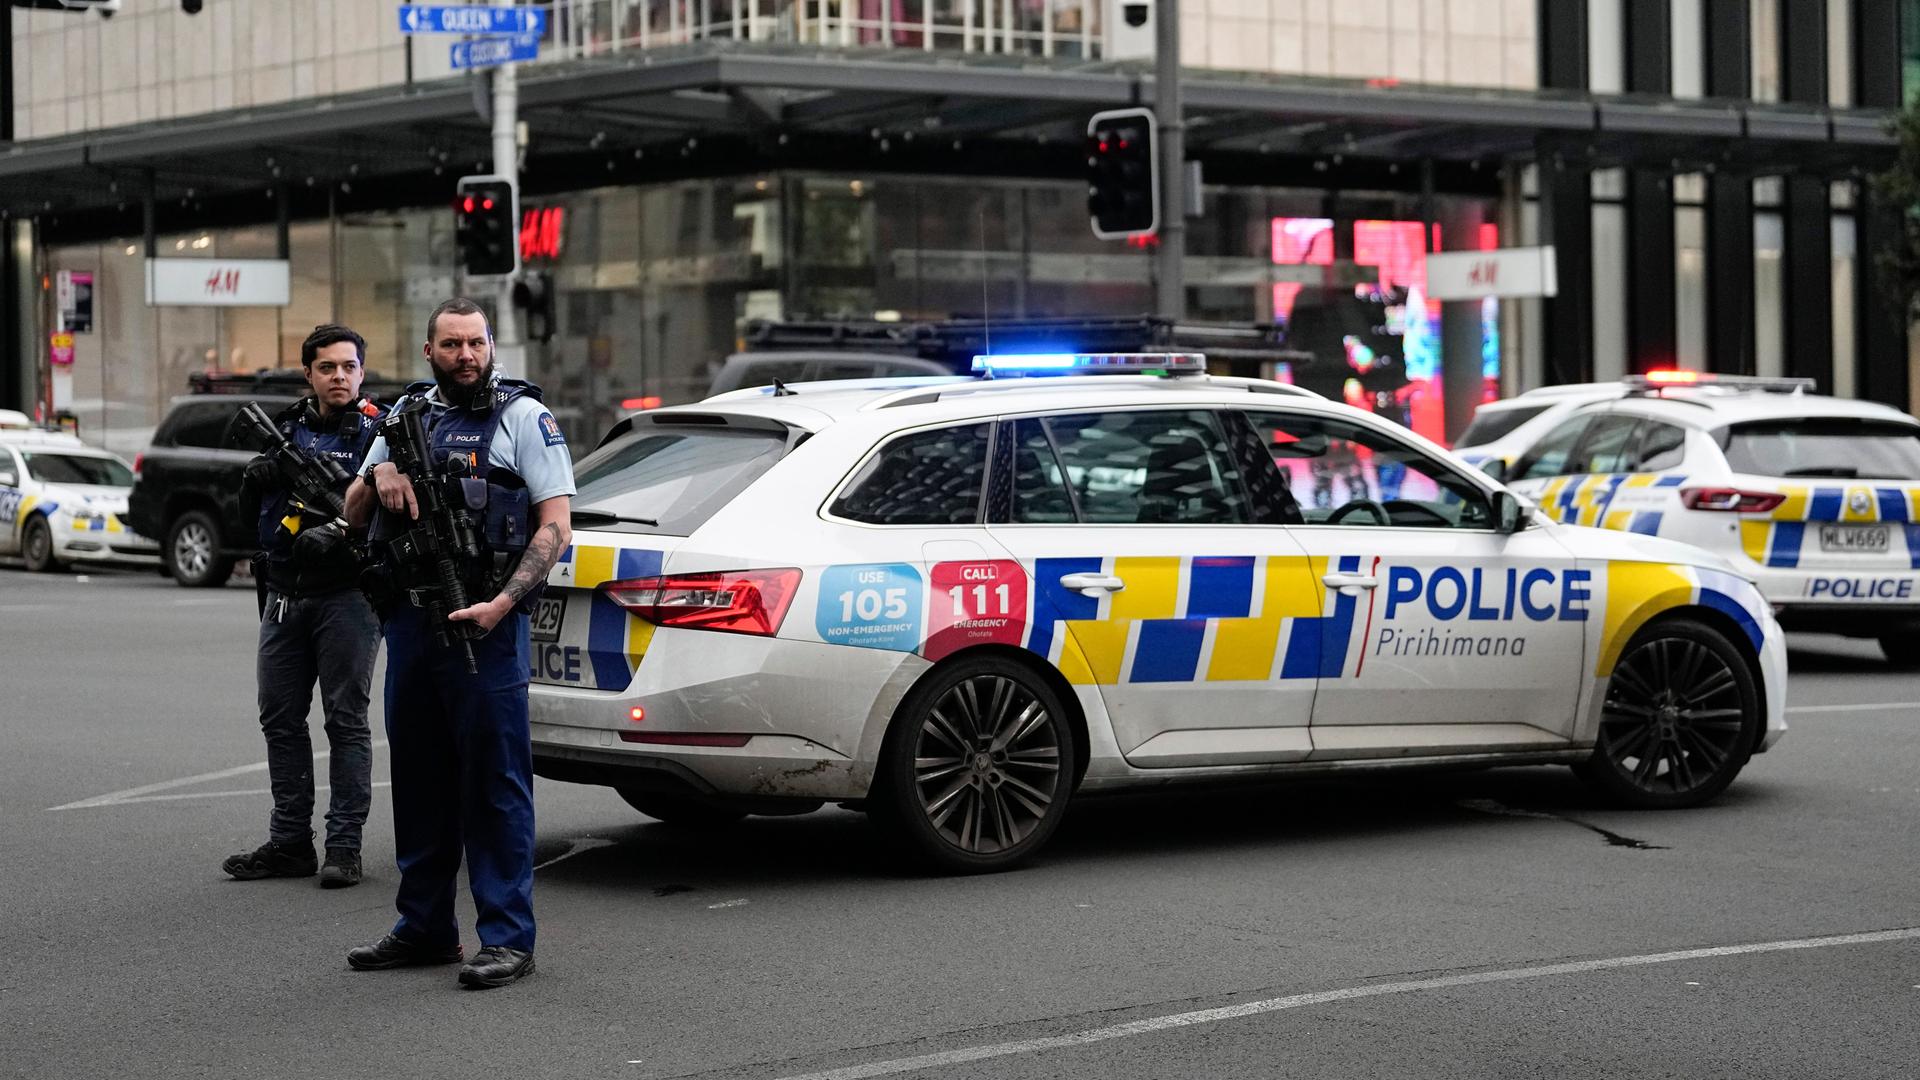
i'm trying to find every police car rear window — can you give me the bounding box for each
[1455,404,1551,448]
[23,452,132,486]
[1717,419,1920,480]
[571,427,788,535]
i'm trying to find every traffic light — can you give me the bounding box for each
[512,272,556,344]
[454,175,518,278]
[1086,107,1158,240]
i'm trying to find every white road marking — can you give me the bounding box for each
[0,603,58,612]
[1786,701,1920,714]
[532,836,614,872]
[706,899,750,910]
[771,927,1920,1080]
[47,740,389,811]
[75,781,395,807]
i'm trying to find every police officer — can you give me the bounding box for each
[222,324,384,888]
[342,298,573,990]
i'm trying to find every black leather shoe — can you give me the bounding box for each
[458,945,535,989]
[347,933,463,971]
[222,839,317,880]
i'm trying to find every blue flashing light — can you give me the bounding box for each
[969,351,1208,376]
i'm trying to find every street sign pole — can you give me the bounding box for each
[489,0,521,363]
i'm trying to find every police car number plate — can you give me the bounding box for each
[529,596,566,643]
[1819,525,1890,553]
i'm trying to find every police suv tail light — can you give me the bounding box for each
[601,568,802,636]
[132,452,144,479]
[1680,487,1786,513]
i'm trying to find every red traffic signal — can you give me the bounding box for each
[454,175,517,278]
[1086,107,1158,240]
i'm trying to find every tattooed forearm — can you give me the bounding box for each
[501,522,564,604]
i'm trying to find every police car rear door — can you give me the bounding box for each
[1243,408,1587,756]
[979,407,1323,769]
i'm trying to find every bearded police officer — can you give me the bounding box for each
[342,298,573,990]
[223,324,384,888]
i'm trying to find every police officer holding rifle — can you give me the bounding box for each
[343,298,574,990]
[222,324,384,889]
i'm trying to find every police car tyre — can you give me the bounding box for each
[871,656,1077,874]
[1578,617,1760,810]
[20,515,60,573]
[1877,634,1920,670]
[616,789,749,827]
[164,509,232,588]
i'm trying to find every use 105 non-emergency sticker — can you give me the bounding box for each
[816,563,924,651]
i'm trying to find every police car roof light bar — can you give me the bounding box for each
[1625,370,1816,395]
[970,352,1207,377]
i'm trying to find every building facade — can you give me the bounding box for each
[0,0,1908,455]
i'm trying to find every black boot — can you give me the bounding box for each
[458,946,535,989]
[221,839,317,880]
[319,848,362,889]
[346,933,464,971]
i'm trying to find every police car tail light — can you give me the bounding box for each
[602,568,802,636]
[1680,487,1786,513]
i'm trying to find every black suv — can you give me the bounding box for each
[127,371,410,587]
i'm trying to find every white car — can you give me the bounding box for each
[0,430,160,572]
[528,354,1786,871]
[1502,372,1920,664]
[1453,382,1627,474]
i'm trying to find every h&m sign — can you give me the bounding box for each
[145,258,291,307]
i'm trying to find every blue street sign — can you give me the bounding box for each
[397,4,547,36]
[450,33,540,70]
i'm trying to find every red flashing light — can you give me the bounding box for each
[620,396,663,411]
[1681,487,1787,513]
[629,706,646,722]
[602,568,803,637]
[1644,368,1703,384]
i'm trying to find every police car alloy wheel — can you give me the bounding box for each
[21,515,59,573]
[871,656,1078,873]
[1579,617,1760,810]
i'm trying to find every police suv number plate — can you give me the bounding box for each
[1819,525,1890,553]
[529,596,566,643]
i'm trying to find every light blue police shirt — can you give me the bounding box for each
[360,388,576,504]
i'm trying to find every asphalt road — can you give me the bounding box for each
[2,567,1917,1080]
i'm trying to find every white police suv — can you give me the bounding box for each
[1500,371,1920,665]
[0,429,158,572]
[529,354,1786,871]
[1453,381,1627,475]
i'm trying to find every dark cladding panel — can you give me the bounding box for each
[1541,0,1591,89]
[1853,0,1901,107]
[1628,170,1678,373]
[1783,174,1834,389]
[1627,0,1675,93]
[1706,172,1756,374]
[1705,0,1752,97]
[1779,0,1829,103]
[1857,186,1909,408]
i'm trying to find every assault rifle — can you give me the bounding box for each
[371,398,487,673]
[230,400,358,522]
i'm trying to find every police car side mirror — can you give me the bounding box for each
[1494,490,1528,534]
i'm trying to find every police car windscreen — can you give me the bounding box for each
[23,452,132,486]
[1455,404,1551,448]
[1718,419,1920,480]
[570,426,787,534]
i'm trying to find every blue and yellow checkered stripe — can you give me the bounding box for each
[1024,553,1357,686]
[1737,485,1920,568]
[1535,473,1686,535]
[551,543,664,687]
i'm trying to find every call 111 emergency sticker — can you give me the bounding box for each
[816,563,924,652]
[926,560,1028,661]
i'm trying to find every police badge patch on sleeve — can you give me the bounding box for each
[539,413,566,446]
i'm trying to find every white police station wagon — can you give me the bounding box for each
[529,355,1786,871]
[1500,372,1920,666]
[0,429,158,572]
